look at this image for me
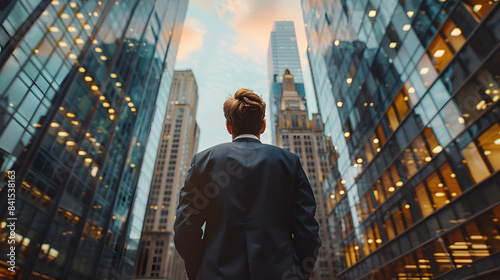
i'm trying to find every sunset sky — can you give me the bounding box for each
[175,0,318,151]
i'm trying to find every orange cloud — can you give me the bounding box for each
[192,0,309,63]
[176,17,206,61]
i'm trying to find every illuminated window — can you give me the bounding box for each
[383,201,414,241]
[440,164,462,199]
[386,106,399,132]
[464,0,495,19]
[422,128,440,159]
[399,149,419,178]
[381,172,394,195]
[373,181,386,205]
[414,163,461,218]
[477,123,500,171]
[425,172,448,209]
[441,18,466,52]
[461,142,491,183]
[384,211,397,240]
[376,124,386,145]
[394,91,410,119]
[415,183,434,217]
[428,34,454,72]
[417,55,439,88]
[361,222,382,257]
[364,141,374,163]
[344,239,361,268]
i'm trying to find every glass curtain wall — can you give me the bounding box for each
[302,0,500,279]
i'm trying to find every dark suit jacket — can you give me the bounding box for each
[174,138,321,280]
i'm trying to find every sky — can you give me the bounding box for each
[175,0,318,152]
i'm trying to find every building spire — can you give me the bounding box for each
[280,69,306,111]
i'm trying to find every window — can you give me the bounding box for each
[358,191,375,222]
[383,201,413,241]
[415,183,434,217]
[477,123,500,171]
[373,180,386,206]
[342,211,354,238]
[344,238,360,268]
[463,0,495,19]
[386,106,399,132]
[394,91,410,119]
[461,142,490,183]
[428,33,454,72]
[360,222,382,257]
[414,163,461,218]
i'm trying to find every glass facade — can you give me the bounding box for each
[302,0,500,279]
[268,21,307,144]
[0,0,188,279]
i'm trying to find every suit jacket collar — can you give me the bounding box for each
[233,138,261,143]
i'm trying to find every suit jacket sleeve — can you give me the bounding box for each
[291,155,321,279]
[174,155,205,279]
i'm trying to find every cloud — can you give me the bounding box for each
[230,41,249,55]
[182,0,316,150]
[226,1,308,63]
[176,17,206,61]
[188,0,309,63]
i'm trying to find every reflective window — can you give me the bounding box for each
[372,203,500,277]
[342,211,355,238]
[464,0,496,19]
[344,238,361,268]
[414,163,461,219]
[360,221,382,257]
[461,141,491,183]
[357,191,375,222]
[428,33,454,72]
[476,123,500,171]
[383,201,413,241]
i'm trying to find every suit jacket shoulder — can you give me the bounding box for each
[194,141,299,165]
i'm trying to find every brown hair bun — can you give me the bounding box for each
[224,89,266,136]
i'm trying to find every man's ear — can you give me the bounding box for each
[260,119,266,134]
[226,120,232,135]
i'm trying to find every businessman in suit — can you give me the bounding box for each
[174,88,321,279]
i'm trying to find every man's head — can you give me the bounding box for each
[223,88,266,139]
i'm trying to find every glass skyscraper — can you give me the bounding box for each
[268,21,307,144]
[302,0,500,279]
[0,0,188,279]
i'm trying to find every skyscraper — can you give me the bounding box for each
[135,70,199,280]
[268,21,307,144]
[302,0,500,279]
[0,0,189,279]
[275,69,336,279]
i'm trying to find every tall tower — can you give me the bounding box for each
[0,1,189,279]
[135,70,199,280]
[268,21,306,144]
[275,69,336,280]
[302,0,500,279]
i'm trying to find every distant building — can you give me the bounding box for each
[268,21,307,144]
[302,0,500,279]
[0,0,189,279]
[275,69,336,279]
[135,70,199,280]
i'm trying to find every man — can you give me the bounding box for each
[174,88,321,279]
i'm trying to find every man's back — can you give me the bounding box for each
[174,138,321,280]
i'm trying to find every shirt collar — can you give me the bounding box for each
[234,134,260,141]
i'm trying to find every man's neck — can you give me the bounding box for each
[233,134,260,141]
